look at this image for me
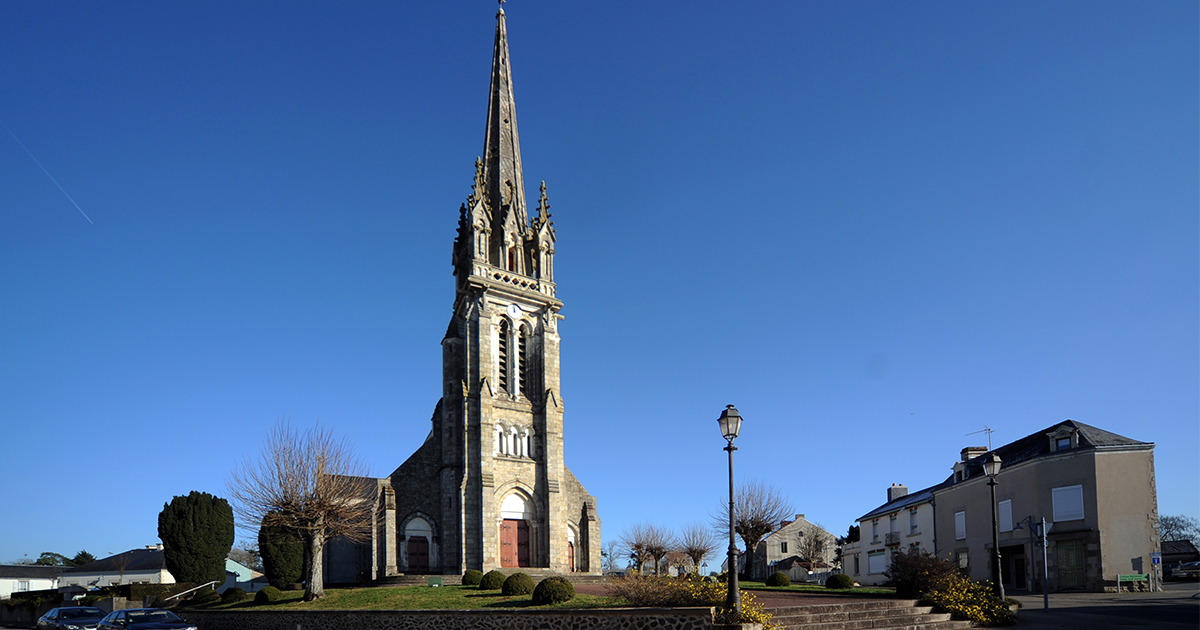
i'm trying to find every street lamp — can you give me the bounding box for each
[982,451,1004,599]
[717,404,742,617]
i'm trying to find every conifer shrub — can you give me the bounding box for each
[532,576,575,605]
[220,587,249,604]
[158,491,236,585]
[462,569,484,586]
[254,585,284,604]
[825,573,854,589]
[501,572,535,596]
[478,569,506,590]
[259,520,305,589]
[765,571,791,586]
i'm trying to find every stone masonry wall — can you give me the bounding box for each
[180,607,722,630]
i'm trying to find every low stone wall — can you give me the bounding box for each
[181,607,735,630]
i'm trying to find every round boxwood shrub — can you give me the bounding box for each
[532,576,575,605]
[826,573,854,589]
[189,589,220,605]
[254,585,284,603]
[462,569,484,586]
[501,572,535,596]
[766,571,791,587]
[220,587,248,604]
[478,569,506,590]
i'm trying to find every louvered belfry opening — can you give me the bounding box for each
[518,326,529,397]
[499,319,511,391]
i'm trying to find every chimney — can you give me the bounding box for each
[961,446,988,462]
[887,483,908,502]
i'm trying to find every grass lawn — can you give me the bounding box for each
[738,581,897,597]
[203,585,622,611]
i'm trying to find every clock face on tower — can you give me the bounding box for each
[506,304,522,319]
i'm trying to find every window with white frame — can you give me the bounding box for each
[909,509,919,534]
[17,580,30,592]
[999,500,1013,532]
[956,552,969,570]
[872,520,879,542]
[954,511,966,540]
[853,554,860,575]
[1053,485,1085,521]
[889,514,898,533]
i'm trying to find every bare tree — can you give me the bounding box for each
[678,523,718,575]
[620,523,674,574]
[1160,515,1200,543]
[711,480,792,578]
[797,525,834,570]
[228,540,263,572]
[663,550,691,576]
[602,540,621,572]
[228,421,375,601]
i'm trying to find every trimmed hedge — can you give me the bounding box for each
[502,572,535,596]
[220,587,249,604]
[826,573,854,589]
[189,589,220,605]
[532,576,575,605]
[765,571,791,587]
[254,585,284,604]
[478,570,506,590]
[462,569,484,586]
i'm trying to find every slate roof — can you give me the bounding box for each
[63,548,167,574]
[855,420,1151,522]
[1162,540,1198,555]
[0,565,64,579]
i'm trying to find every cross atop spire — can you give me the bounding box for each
[482,5,528,238]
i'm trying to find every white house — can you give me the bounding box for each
[842,483,938,586]
[0,565,61,599]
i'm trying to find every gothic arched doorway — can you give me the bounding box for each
[404,516,433,573]
[499,493,532,568]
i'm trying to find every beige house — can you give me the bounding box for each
[934,420,1159,593]
[751,515,835,581]
[842,483,938,586]
[58,546,175,589]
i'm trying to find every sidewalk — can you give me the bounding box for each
[1009,582,1199,629]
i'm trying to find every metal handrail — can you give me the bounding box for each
[164,580,220,601]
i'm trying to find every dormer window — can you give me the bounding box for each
[1056,437,1071,451]
[1048,426,1078,452]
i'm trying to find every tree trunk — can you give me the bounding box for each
[305,527,325,601]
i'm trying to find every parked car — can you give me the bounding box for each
[37,607,107,630]
[96,609,196,630]
[1171,561,1200,580]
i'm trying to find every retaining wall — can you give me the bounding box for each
[181,607,754,630]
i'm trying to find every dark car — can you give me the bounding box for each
[37,607,107,630]
[96,609,196,630]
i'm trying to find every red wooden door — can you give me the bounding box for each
[407,536,429,572]
[500,520,518,568]
[567,542,575,572]
[516,520,531,567]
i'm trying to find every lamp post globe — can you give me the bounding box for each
[718,404,742,617]
[984,452,1004,599]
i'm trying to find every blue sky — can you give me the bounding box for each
[1,1,1196,565]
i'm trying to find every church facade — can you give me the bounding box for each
[325,7,600,580]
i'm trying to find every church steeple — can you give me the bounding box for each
[454,6,555,289]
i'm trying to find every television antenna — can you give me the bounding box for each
[966,426,995,450]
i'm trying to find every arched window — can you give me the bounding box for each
[493,425,504,455]
[498,319,511,392]
[518,325,529,398]
[509,427,520,457]
[507,246,518,272]
[521,428,531,459]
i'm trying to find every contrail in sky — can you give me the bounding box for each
[2,121,94,225]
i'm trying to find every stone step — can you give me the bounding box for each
[766,599,972,630]
[774,612,953,630]
[769,600,918,616]
[772,607,938,626]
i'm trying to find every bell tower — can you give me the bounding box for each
[437,5,596,574]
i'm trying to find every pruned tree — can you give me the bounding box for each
[663,550,691,576]
[1159,515,1200,543]
[678,522,718,575]
[619,523,650,573]
[712,480,792,577]
[642,524,674,574]
[228,421,375,601]
[158,491,236,585]
[619,523,674,574]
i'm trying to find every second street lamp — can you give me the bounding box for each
[982,451,1004,599]
[717,404,742,618]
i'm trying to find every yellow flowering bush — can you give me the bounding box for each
[687,578,779,629]
[921,573,1015,627]
[606,575,778,628]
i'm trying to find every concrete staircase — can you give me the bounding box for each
[768,599,972,630]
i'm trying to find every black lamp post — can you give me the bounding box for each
[717,404,742,617]
[982,451,1004,599]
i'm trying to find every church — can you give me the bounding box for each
[325,6,600,580]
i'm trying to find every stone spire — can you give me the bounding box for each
[482,6,529,249]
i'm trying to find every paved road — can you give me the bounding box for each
[1010,581,1199,629]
